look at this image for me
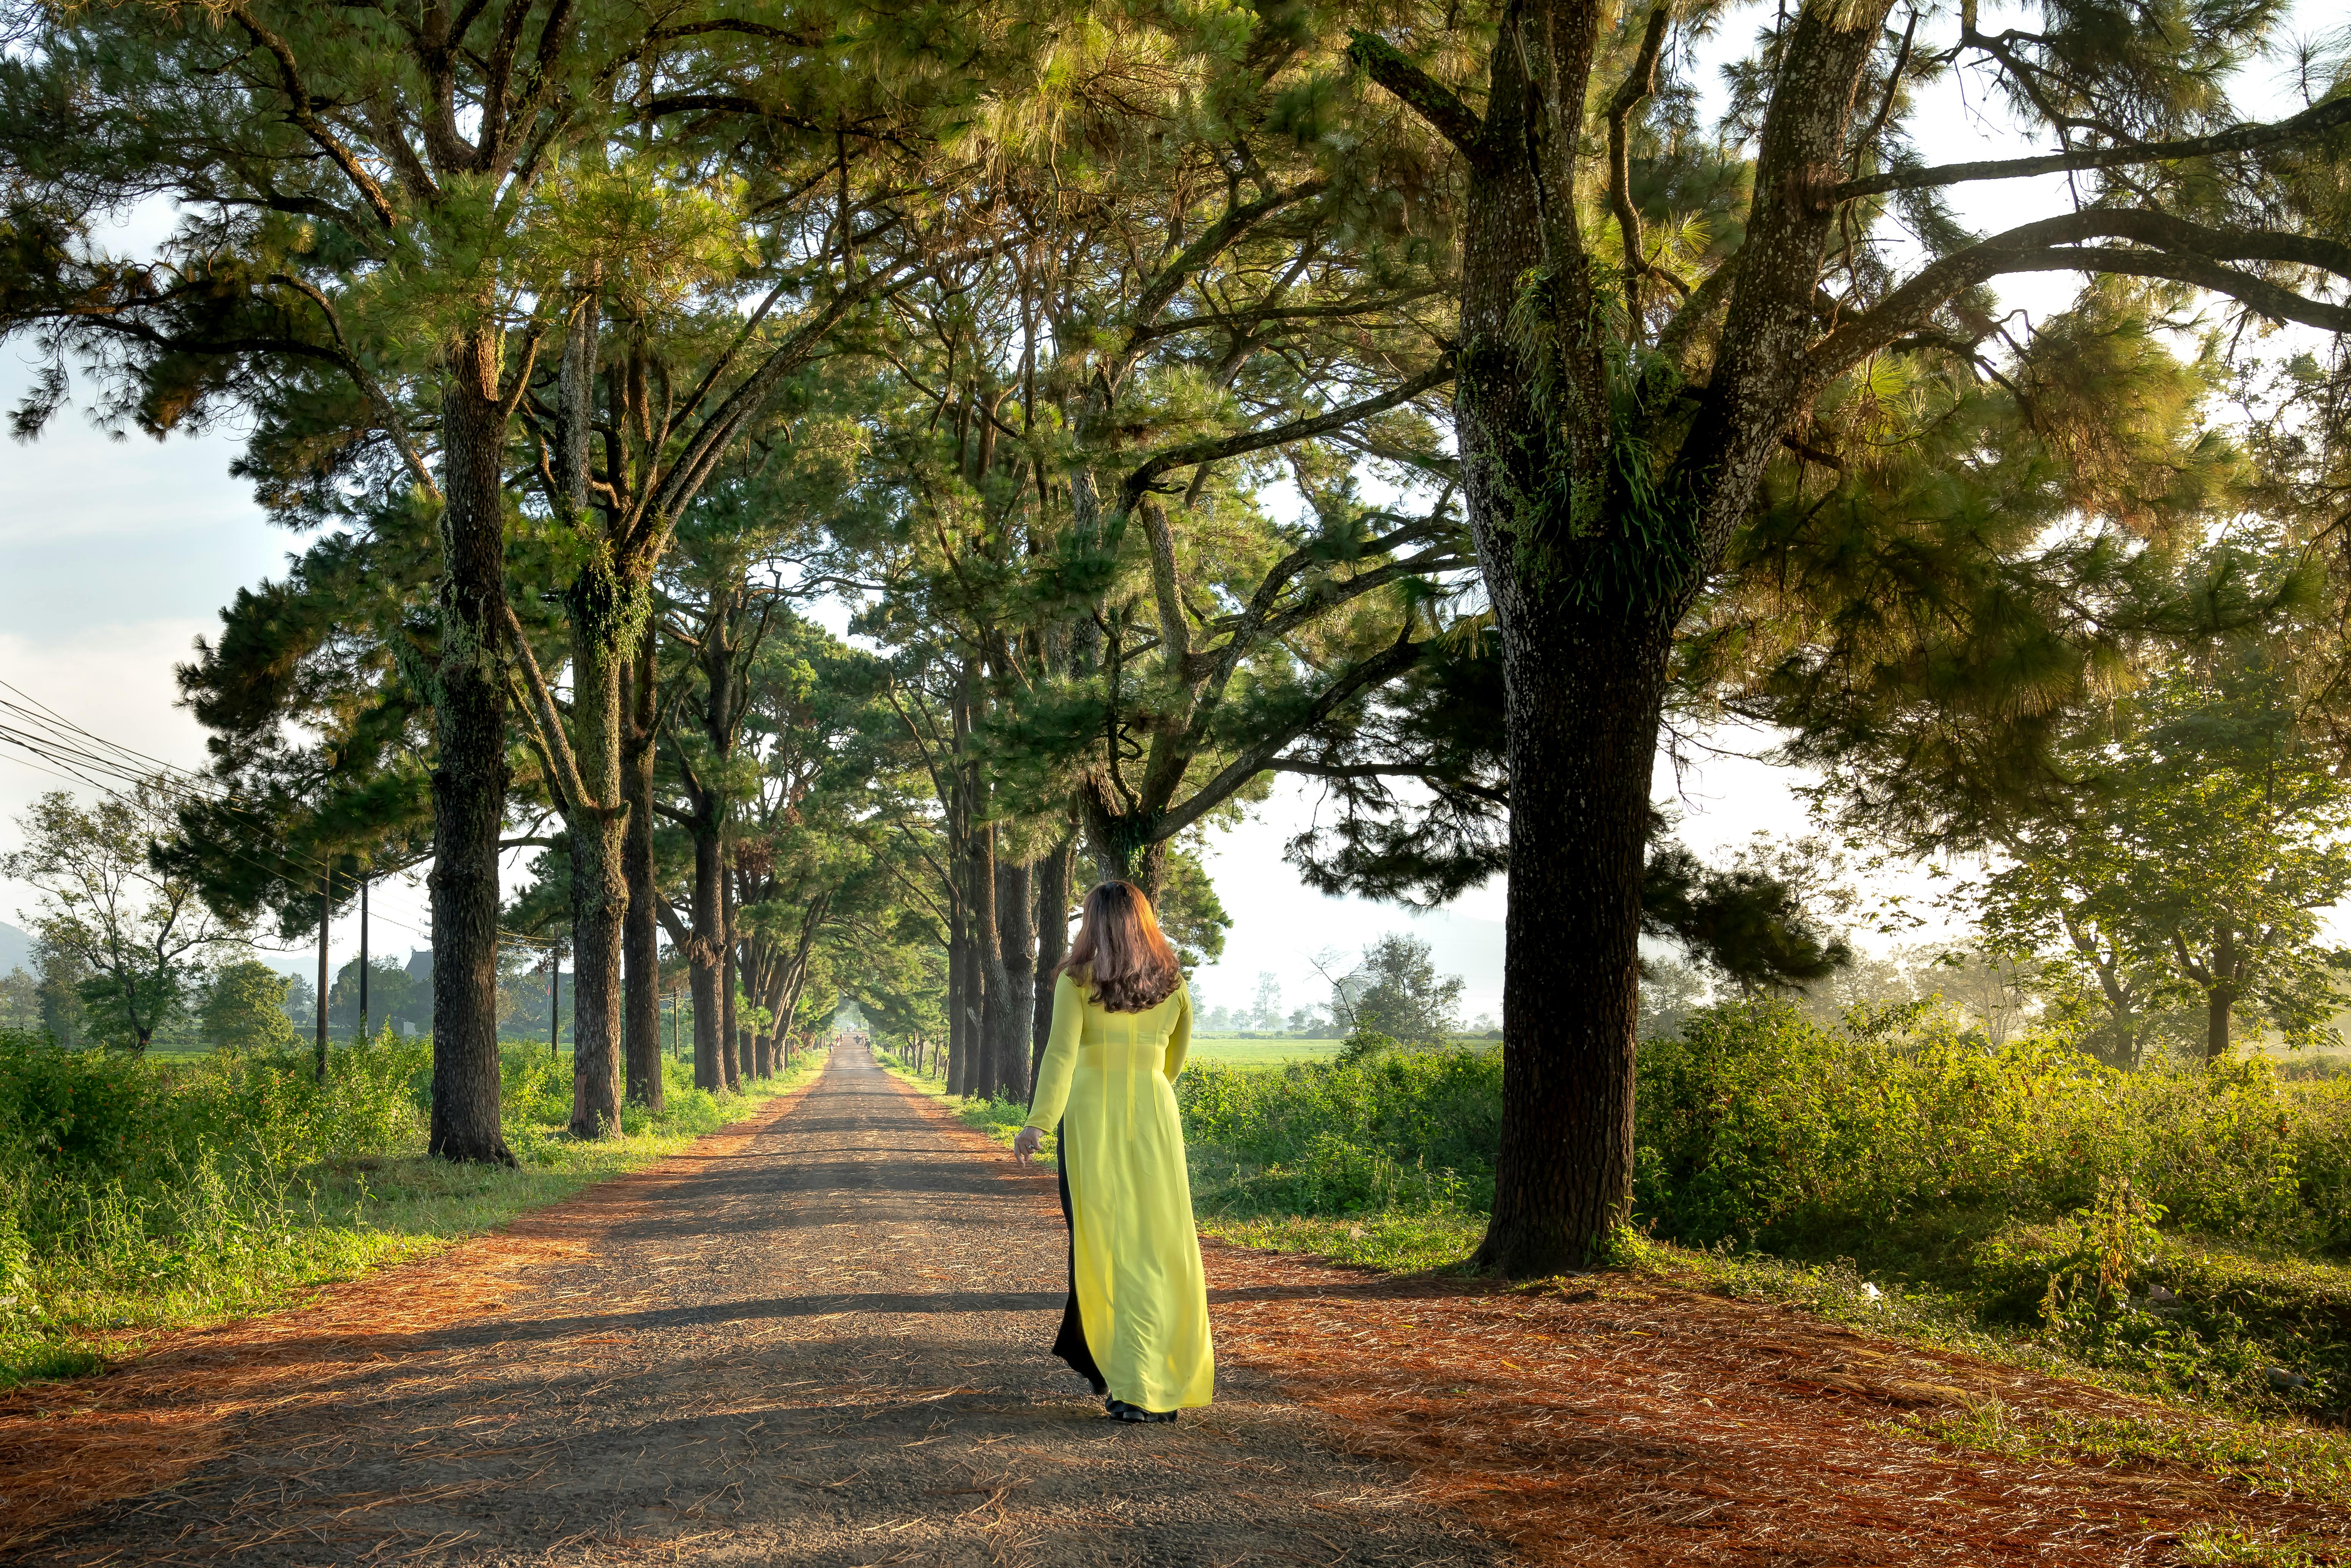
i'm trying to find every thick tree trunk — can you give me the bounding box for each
[996,854,1036,1102]
[1473,609,1669,1275]
[2206,989,2234,1061]
[427,332,516,1166]
[1031,834,1073,1083]
[969,822,1001,1102]
[1078,785,1166,899]
[2206,926,2238,1061]
[566,558,633,1139]
[621,639,663,1112]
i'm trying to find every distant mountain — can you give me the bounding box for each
[0,919,31,977]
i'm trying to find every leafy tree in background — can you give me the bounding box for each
[1334,933,1465,1047]
[1637,956,1708,1042]
[0,0,649,1154]
[0,967,37,1034]
[1980,651,2351,1060]
[35,939,88,1050]
[3,786,236,1053]
[202,960,299,1054]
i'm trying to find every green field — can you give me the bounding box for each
[1185,1035,1342,1069]
[1185,1035,1499,1070]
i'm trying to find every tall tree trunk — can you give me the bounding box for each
[946,881,969,1096]
[720,858,742,1090]
[1031,834,1074,1084]
[2206,925,2238,1061]
[566,558,632,1139]
[770,897,825,1079]
[428,329,516,1165]
[689,822,723,1092]
[996,853,1035,1102]
[968,821,1001,1101]
[1472,610,1668,1274]
[622,638,663,1111]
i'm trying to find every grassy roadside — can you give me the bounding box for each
[3,1045,828,1392]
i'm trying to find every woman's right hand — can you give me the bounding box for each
[1012,1125,1044,1166]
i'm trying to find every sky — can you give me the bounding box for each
[0,3,2330,1023]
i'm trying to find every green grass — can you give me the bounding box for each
[1900,1397,2351,1513]
[1187,1037,1344,1070]
[1,1034,825,1392]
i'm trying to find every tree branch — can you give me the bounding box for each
[1157,632,1427,839]
[1118,354,1456,512]
[1810,209,2351,379]
[1607,5,1672,310]
[1347,31,1487,162]
[1827,90,2351,204]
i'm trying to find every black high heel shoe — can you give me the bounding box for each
[1105,1397,1177,1424]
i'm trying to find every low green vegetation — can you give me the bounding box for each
[1,1028,821,1390]
[1185,1037,1345,1071]
[1638,1000,2351,1420]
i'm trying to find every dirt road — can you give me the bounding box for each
[16,1046,1502,1567]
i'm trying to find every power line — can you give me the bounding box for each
[0,690,442,948]
[3,686,604,964]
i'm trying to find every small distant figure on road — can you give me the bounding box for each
[1014,880,1212,1424]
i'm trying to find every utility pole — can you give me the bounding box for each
[314,867,331,1081]
[550,951,561,1058]
[358,875,369,1046]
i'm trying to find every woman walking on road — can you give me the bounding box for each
[1013,880,1213,1423]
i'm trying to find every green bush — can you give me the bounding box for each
[1178,1048,1501,1218]
[1633,1000,2351,1258]
[1633,1001,2351,1416]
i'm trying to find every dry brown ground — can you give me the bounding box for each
[4,1044,2342,1566]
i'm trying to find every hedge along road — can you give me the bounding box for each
[9,1044,1504,1568]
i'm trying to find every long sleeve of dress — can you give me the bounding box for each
[1162,987,1193,1081]
[1024,971,1085,1133]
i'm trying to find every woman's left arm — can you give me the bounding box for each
[1163,984,1192,1081]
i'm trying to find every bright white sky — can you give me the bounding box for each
[0,3,2331,1021]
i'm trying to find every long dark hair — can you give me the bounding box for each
[1055,881,1182,1013]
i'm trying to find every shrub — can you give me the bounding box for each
[1633,1000,2351,1260]
[1179,1047,1502,1218]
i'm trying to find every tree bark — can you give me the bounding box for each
[689,822,723,1092]
[946,878,969,1096]
[622,636,663,1111]
[968,820,1001,1101]
[1031,833,1074,1083]
[2205,924,2238,1061]
[996,853,1035,1102]
[427,329,516,1166]
[1473,606,1669,1274]
[565,555,632,1139]
[720,860,742,1090]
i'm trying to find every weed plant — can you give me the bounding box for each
[0,1028,817,1389]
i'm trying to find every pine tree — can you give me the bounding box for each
[1344,0,2351,1271]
